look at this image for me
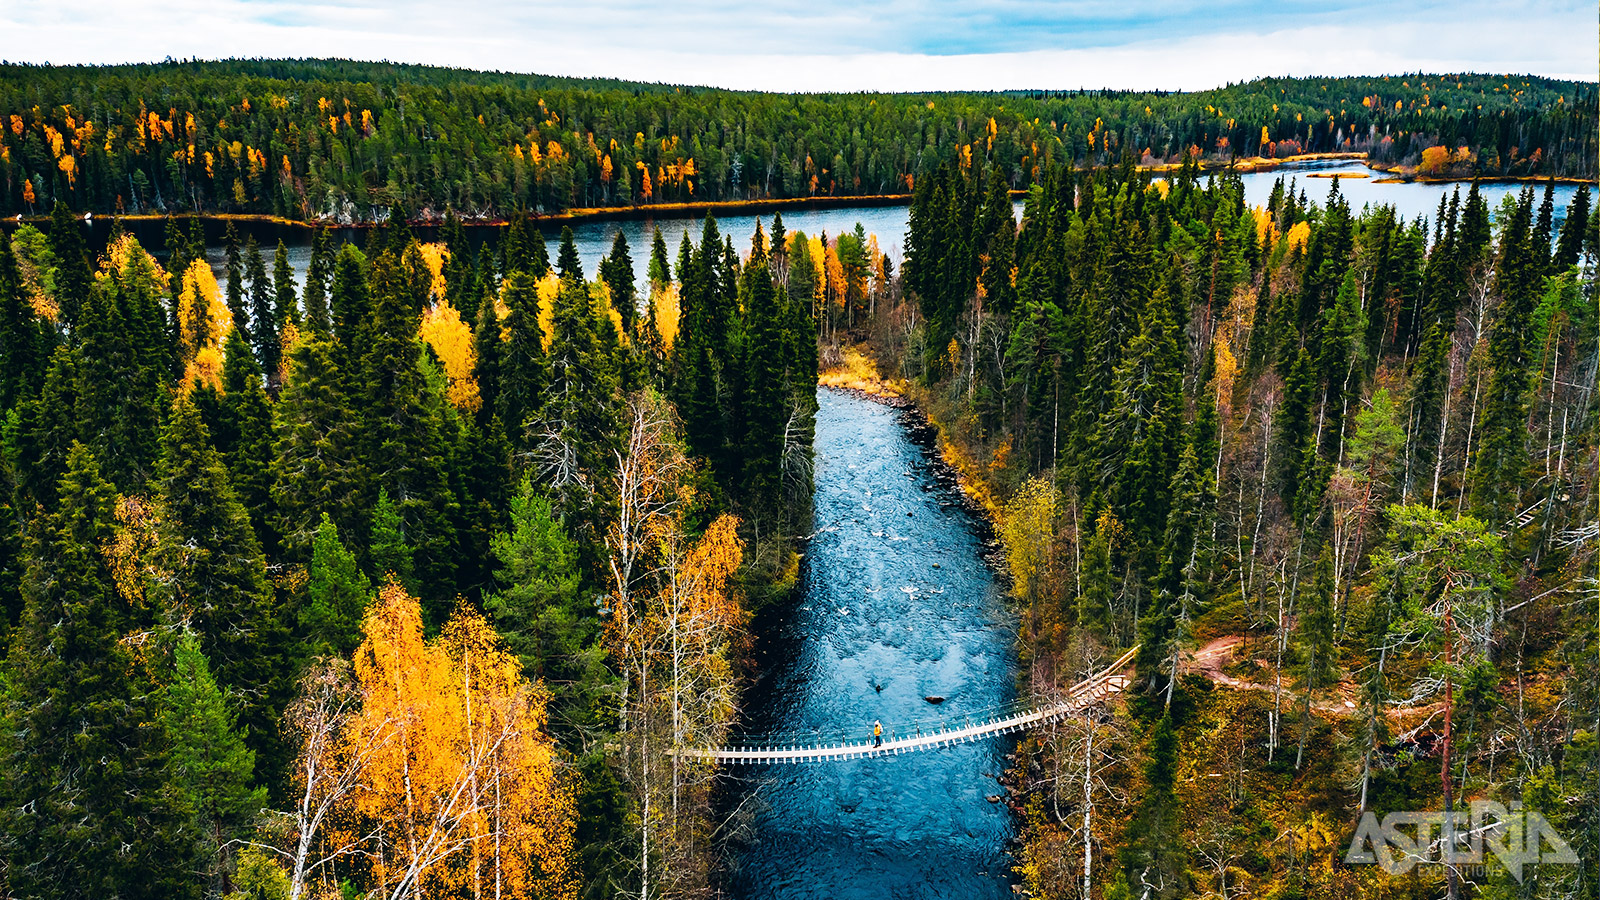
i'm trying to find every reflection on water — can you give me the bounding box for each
[720,389,1018,900]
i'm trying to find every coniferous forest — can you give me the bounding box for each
[0,60,1594,221]
[0,200,819,898]
[877,155,1599,899]
[0,59,1596,900]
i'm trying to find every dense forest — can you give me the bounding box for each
[0,58,1596,896]
[0,197,823,897]
[0,60,1594,221]
[850,155,1595,898]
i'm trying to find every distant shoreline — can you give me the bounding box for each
[2,156,1588,234]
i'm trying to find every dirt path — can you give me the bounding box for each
[1182,634,1358,716]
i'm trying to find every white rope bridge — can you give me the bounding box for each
[679,646,1137,765]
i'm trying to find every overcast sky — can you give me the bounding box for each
[3,0,1593,92]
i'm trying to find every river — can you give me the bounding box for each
[719,388,1018,899]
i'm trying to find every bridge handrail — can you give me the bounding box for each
[687,645,1139,757]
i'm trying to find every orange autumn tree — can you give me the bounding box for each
[175,258,230,390]
[283,581,575,900]
[420,300,481,413]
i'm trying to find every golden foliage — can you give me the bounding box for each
[332,582,576,900]
[1252,206,1277,247]
[1285,221,1311,255]
[651,282,680,351]
[420,300,481,413]
[1001,476,1058,601]
[176,259,230,391]
[535,272,561,349]
[104,494,163,607]
[1213,334,1238,420]
[100,232,166,281]
[589,279,626,342]
[415,242,450,301]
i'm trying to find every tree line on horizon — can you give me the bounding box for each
[0,60,1593,222]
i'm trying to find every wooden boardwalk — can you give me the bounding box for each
[681,646,1137,765]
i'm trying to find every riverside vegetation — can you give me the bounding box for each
[860,154,1596,899]
[0,203,821,898]
[0,60,1595,900]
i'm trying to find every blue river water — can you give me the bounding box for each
[719,389,1018,899]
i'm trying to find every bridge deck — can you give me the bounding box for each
[681,646,1137,765]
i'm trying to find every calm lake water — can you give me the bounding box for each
[18,160,1583,302]
[719,389,1017,899]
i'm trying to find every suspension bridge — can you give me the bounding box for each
[679,646,1138,765]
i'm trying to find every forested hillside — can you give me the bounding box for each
[0,60,1593,221]
[850,156,1597,898]
[0,201,820,897]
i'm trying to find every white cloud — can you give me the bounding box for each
[1,0,1591,90]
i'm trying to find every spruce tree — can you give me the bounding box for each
[369,487,416,590]
[601,231,638,333]
[299,513,371,657]
[1092,285,1182,554]
[1471,188,1539,521]
[327,243,370,377]
[223,223,247,347]
[1076,521,1115,645]
[1271,347,1318,509]
[740,236,786,517]
[0,235,47,410]
[269,240,297,380]
[356,247,458,618]
[1121,713,1188,898]
[157,394,289,783]
[47,201,90,332]
[497,270,546,446]
[245,237,280,382]
[160,634,266,894]
[1,443,198,900]
[484,476,584,680]
[219,328,278,551]
[1292,545,1338,769]
[540,240,621,531]
[302,228,333,336]
[77,278,161,491]
[1553,184,1590,272]
[271,332,363,561]
[11,346,80,509]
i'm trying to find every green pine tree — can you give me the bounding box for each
[497,270,546,447]
[369,487,416,591]
[47,201,90,332]
[160,634,267,894]
[299,513,371,657]
[0,443,198,900]
[271,335,362,558]
[0,236,48,410]
[1120,712,1188,898]
[157,394,290,787]
[219,328,278,552]
[302,228,333,336]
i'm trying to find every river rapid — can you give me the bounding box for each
[719,388,1018,899]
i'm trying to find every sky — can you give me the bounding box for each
[3,0,1594,92]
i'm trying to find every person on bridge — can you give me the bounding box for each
[873,720,883,748]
